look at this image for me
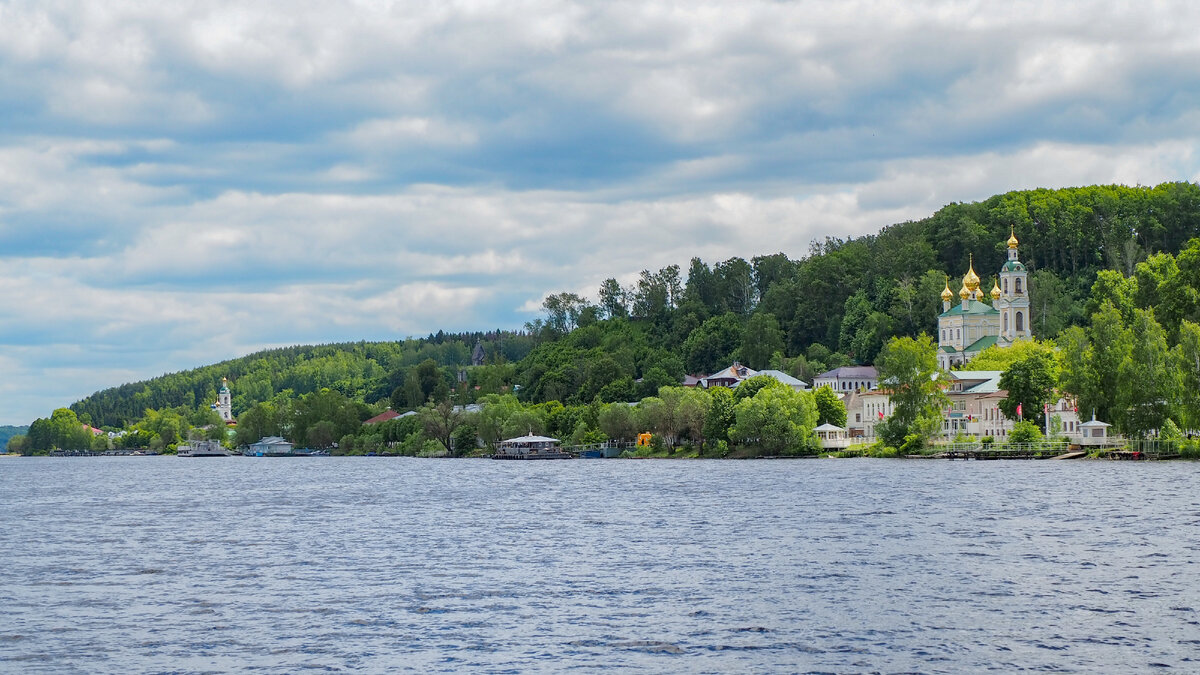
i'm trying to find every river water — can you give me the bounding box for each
[1,457,1197,673]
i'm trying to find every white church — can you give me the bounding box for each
[937,229,1031,370]
[212,377,234,423]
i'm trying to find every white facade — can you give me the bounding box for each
[213,377,233,423]
[936,232,1031,370]
[814,366,878,393]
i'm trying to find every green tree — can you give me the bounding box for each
[682,313,744,374]
[597,278,628,319]
[419,400,467,456]
[451,421,480,455]
[1116,309,1177,437]
[407,359,449,407]
[874,336,947,447]
[598,403,636,442]
[1008,420,1044,444]
[998,351,1059,428]
[1174,320,1200,430]
[236,402,282,446]
[813,385,847,427]
[740,312,784,370]
[727,386,818,455]
[702,386,736,445]
[733,375,784,401]
[966,338,1058,372]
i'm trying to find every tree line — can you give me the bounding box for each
[10,181,1200,455]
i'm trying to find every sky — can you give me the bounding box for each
[2,1,1200,424]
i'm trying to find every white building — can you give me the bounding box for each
[937,230,1031,370]
[756,370,809,391]
[212,377,233,423]
[248,436,293,456]
[813,366,878,393]
[699,363,808,391]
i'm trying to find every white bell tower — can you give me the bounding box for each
[996,228,1031,341]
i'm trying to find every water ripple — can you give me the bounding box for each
[1,457,1198,672]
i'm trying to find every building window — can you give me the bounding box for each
[1015,278,1023,294]
[1016,312,1024,332]
[1004,278,1009,293]
[1003,314,1008,332]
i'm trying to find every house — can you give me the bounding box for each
[1077,416,1113,447]
[813,366,878,393]
[698,363,810,391]
[858,390,895,440]
[815,423,851,450]
[249,436,293,456]
[757,370,809,391]
[363,409,403,425]
[699,362,757,388]
[363,409,418,425]
[844,390,866,437]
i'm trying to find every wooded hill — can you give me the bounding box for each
[67,181,1200,430]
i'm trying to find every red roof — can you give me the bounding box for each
[363,410,402,424]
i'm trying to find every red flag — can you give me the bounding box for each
[878,410,884,419]
[1016,403,1023,418]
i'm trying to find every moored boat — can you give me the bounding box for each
[492,434,572,460]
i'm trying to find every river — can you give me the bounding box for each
[1,457,1197,673]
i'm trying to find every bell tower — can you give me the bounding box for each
[997,228,1031,341]
[214,377,234,423]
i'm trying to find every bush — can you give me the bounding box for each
[980,436,994,446]
[1009,421,1043,444]
[899,434,924,454]
[418,439,448,457]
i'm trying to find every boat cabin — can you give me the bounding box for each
[494,434,571,460]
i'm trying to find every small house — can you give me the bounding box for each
[1076,416,1113,447]
[815,423,851,450]
[249,436,294,456]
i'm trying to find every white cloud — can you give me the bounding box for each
[2,0,1200,423]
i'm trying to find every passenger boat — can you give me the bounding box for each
[492,434,572,460]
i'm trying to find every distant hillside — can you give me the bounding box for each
[67,181,1200,428]
[70,334,536,429]
[1,425,29,451]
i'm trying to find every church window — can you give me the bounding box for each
[1003,314,1008,332]
[1004,278,1008,293]
[1016,312,1024,332]
[1015,278,1023,294]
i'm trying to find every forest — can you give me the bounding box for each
[9,181,1200,456]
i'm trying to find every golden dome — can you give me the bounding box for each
[1007,227,1019,249]
[959,284,970,301]
[941,278,953,302]
[962,254,981,292]
[990,279,1002,300]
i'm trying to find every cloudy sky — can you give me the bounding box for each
[2,1,1199,424]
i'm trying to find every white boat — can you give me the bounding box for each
[492,434,572,460]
